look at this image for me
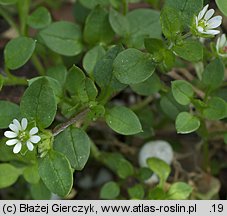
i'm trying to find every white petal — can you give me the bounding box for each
[4,131,18,138]
[216,37,221,51]
[197,26,205,33]
[29,135,41,144]
[6,139,19,146]
[13,142,22,154]
[195,16,198,26]
[207,16,222,28]
[219,34,226,47]
[198,4,209,20]
[203,29,220,35]
[29,127,38,135]
[204,9,214,20]
[21,118,28,130]
[9,123,19,133]
[13,119,22,130]
[26,141,34,151]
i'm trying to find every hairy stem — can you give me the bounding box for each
[52,108,90,136]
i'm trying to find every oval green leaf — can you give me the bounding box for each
[83,45,106,76]
[147,157,171,186]
[39,21,83,56]
[176,112,200,134]
[38,150,73,197]
[4,37,36,70]
[216,0,227,16]
[100,181,120,199]
[0,100,20,129]
[105,106,142,135]
[54,127,91,170]
[171,80,194,105]
[173,40,203,62]
[203,97,227,120]
[167,182,192,200]
[83,6,114,45]
[113,48,155,84]
[27,7,52,29]
[0,163,21,189]
[20,77,57,128]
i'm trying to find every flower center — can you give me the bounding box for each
[198,19,207,29]
[18,131,29,143]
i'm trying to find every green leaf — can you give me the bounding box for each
[144,38,165,54]
[160,7,181,40]
[77,78,98,103]
[176,112,200,134]
[94,45,126,92]
[131,73,161,96]
[83,45,106,76]
[23,164,40,184]
[167,182,192,200]
[165,0,203,26]
[135,107,154,139]
[46,65,67,87]
[30,180,51,200]
[4,37,36,70]
[100,181,120,199]
[216,0,227,16]
[128,184,145,199]
[102,153,134,179]
[79,0,109,9]
[38,150,73,197]
[0,0,17,5]
[160,92,188,120]
[202,58,224,91]
[39,21,83,56]
[109,8,129,37]
[105,106,142,135]
[147,157,171,186]
[137,167,153,181]
[54,127,91,170]
[126,9,161,48]
[171,80,194,105]
[173,40,203,62]
[28,76,62,103]
[20,77,57,128]
[83,6,114,45]
[203,97,227,120]
[113,48,155,84]
[0,164,21,189]
[65,65,85,95]
[0,75,3,91]
[27,7,51,29]
[0,100,20,129]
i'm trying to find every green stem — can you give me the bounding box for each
[31,54,45,76]
[17,0,30,36]
[3,76,27,86]
[90,141,101,160]
[0,6,19,33]
[122,0,128,15]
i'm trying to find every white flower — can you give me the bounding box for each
[216,34,227,57]
[4,118,41,154]
[195,4,222,36]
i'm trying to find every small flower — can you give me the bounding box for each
[194,4,222,37]
[216,34,227,57]
[4,118,41,154]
